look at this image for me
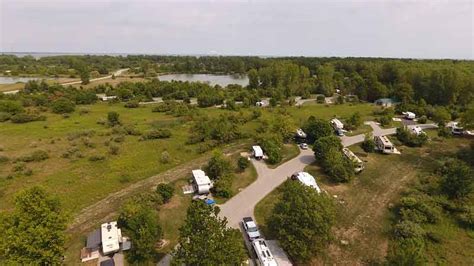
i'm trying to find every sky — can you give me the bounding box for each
[0,0,473,59]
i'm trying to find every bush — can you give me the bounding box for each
[316,95,325,103]
[140,129,172,140]
[156,183,175,203]
[237,156,250,171]
[377,115,392,127]
[0,100,24,114]
[393,220,425,239]
[109,145,120,155]
[160,151,171,164]
[205,151,232,180]
[418,115,427,124]
[0,112,11,122]
[361,133,376,152]
[10,113,46,124]
[89,155,106,161]
[51,98,75,114]
[124,101,140,108]
[107,111,121,126]
[0,155,10,163]
[396,127,428,147]
[18,150,49,162]
[213,174,234,198]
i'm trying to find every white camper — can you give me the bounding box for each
[410,126,424,136]
[404,112,416,120]
[330,118,344,130]
[295,128,307,139]
[192,169,213,194]
[342,148,364,173]
[252,239,278,266]
[101,221,122,255]
[290,172,321,193]
[374,135,400,154]
[253,145,264,160]
[447,122,464,135]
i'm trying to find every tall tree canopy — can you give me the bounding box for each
[173,201,246,265]
[0,187,67,265]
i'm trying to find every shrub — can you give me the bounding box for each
[160,151,171,164]
[0,112,11,122]
[10,113,46,124]
[51,98,75,114]
[89,155,106,161]
[205,151,232,180]
[213,174,234,198]
[316,95,325,103]
[123,125,141,136]
[0,100,24,114]
[393,220,425,239]
[396,127,428,147]
[156,183,175,203]
[107,111,121,126]
[109,145,120,155]
[0,155,10,163]
[18,150,49,162]
[118,174,132,183]
[418,115,427,124]
[237,156,250,171]
[140,129,172,140]
[377,115,392,127]
[124,101,140,108]
[361,133,376,152]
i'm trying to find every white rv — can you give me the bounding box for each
[447,122,464,135]
[290,172,321,193]
[410,126,424,136]
[253,145,264,160]
[101,221,122,255]
[252,239,278,266]
[295,128,307,139]
[330,118,344,130]
[374,135,400,154]
[342,148,364,173]
[404,112,416,120]
[192,169,213,194]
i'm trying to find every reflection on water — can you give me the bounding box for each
[157,74,248,87]
[0,76,40,84]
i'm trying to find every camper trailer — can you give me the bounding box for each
[253,145,264,160]
[295,128,307,142]
[342,148,364,173]
[192,169,213,194]
[374,135,400,154]
[290,172,321,193]
[447,122,464,135]
[101,222,122,255]
[330,118,344,130]
[410,126,424,136]
[404,112,416,120]
[252,239,278,266]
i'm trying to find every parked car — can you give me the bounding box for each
[242,217,261,240]
[336,128,345,136]
[299,143,308,150]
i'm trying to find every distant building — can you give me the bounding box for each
[192,169,213,194]
[375,98,397,107]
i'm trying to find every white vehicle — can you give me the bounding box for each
[342,148,364,173]
[404,111,416,120]
[299,143,308,150]
[374,135,400,154]
[295,128,307,139]
[291,172,321,193]
[410,126,424,136]
[447,122,464,135]
[192,169,213,194]
[252,239,278,266]
[242,217,261,240]
[330,118,344,130]
[253,145,264,160]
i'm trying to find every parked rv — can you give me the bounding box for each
[253,145,264,160]
[342,148,364,173]
[403,111,416,120]
[252,239,278,266]
[290,172,321,193]
[192,169,213,194]
[295,128,307,143]
[374,135,400,154]
[330,118,344,130]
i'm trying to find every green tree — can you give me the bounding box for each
[173,201,246,265]
[361,133,376,152]
[345,112,362,130]
[79,68,90,85]
[268,181,335,263]
[156,183,174,203]
[118,200,162,263]
[51,97,75,114]
[431,106,451,125]
[0,187,67,265]
[248,69,259,88]
[460,106,474,129]
[237,156,250,171]
[258,133,284,164]
[302,116,333,144]
[439,159,473,200]
[205,150,232,180]
[322,149,354,182]
[313,135,343,162]
[107,111,121,126]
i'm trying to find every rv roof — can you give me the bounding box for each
[192,169,211,185]
[379,135,393,145]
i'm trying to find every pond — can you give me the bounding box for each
[0,76,40,84]
[157,74,248,87]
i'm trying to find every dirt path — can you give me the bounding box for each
[67,143,245,235]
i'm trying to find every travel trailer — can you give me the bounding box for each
[374,135,400,154]
[342,148,364,173]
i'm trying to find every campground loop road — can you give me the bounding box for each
[218,121,438,227]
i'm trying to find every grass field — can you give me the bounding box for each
[254,134,473,264]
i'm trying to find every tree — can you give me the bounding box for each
[237,156,250,171]
[302,116,333,144]
[205,150,232,180]
[259,133,284,164]
[248,69,259,88]
[173,201,246,265]
[107,111,121,126]
[460,107,474,129]
[118,200,162,263]
[345,112,362,130]
[313,135,343,162]
[0,187,67,265]
[393,82,414,104]
[156,183,174,203]
[268,181,335,263]
[79,68,90,85]
[431,106,451,125]
[439,159,473,200]
[322,149,354,182]
[51,97,75,114]
[361,133,376,152]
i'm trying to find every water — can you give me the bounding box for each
[157,74,248,87]
[0,76,40,84]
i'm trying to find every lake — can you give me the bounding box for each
[0,76,40,84]
[157,74,248,87]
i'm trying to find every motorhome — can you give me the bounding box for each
[290,172,321,193]
[330,118,344,130]
[342,148,364,173]
[404,111,416,120]
[374,135,400,154]
[101,221,122,255]
[447,121,464,135]
[253,145,264,160]
[252,239,278,266]
[410,126,424,135]
[295,128,307,142]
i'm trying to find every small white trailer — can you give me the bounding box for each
[253,145,264,160]
[192,169,213,194]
